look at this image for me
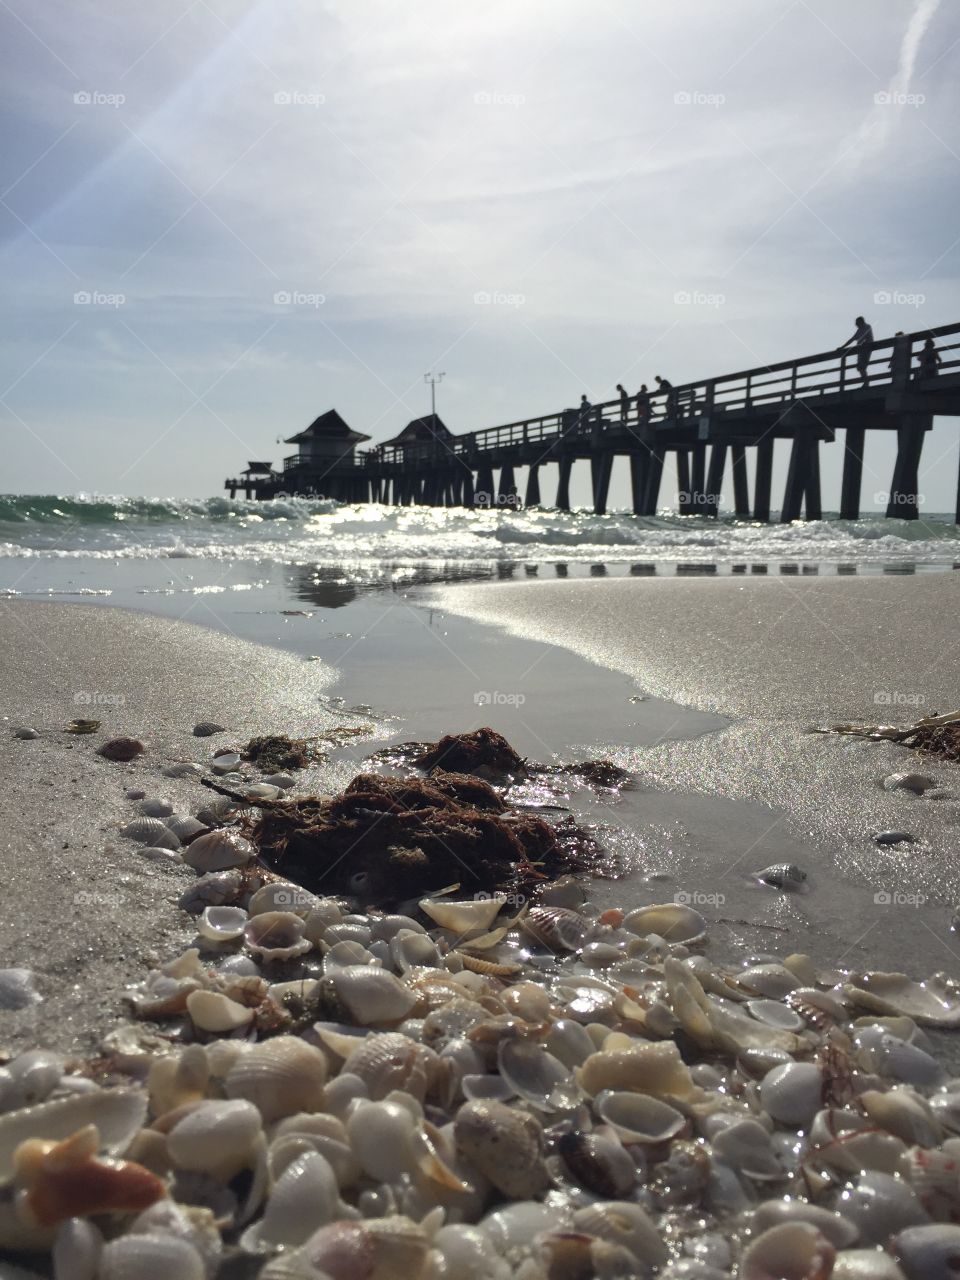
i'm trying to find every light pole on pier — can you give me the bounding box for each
[424,371,445,418]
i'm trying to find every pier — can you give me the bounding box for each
[225,322,960,522]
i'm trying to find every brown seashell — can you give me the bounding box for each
[455,952,523,978]
[14,1124,166,1226]
[98,737,145,762]
[521,906,588,953]
[454,1098,549,1198]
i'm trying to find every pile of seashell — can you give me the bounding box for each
[6,856,960,1278]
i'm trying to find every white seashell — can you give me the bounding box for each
[239,1151,341,1253]
[711,1118,783,1180]
[832,1170,928,1245]
[197,905,248,944]
[844,971,960,1028]
[262,773,295,789]
[13,726,40,739]
[481,1201,556,1253]
[272,1112,360,1188]
[164,815,207,843]
[861,1088,941,1149]
[497,1038,580,1112]
[195,795,240,825]
[248,882,317,917]
[883,771,936,794]
[737,963,801,999]
[211,752,241,773]
[595,1090,686,1144]
[0,1087,146,1182]
[747,999,805,1032]
[371,914,426,942]
[900,1144,960,1219]
[298,1217,430,1280]
[892,1224,960,1279]
[53,1217,103,1280]
[322,965,418,1026]
[2,1051,64,1109]
[754,863,807,890]
[167,1099,263,1176]
[571,1201,668,1269]
[244,911,312,963]
[178,870,243,914]
[120,817,180,849]
[546,1018,597,1069]
[139,798,174,818]
[342,1033,437,1102]
[623,903,707,945]
[186,989,254,1033]
[759,1062,822,1127]
[225,1037,327,1122]
[128,1201,223,1277]
[576,1037,705,1102]
[135,845,182,864]
[324,940,379,970]
[98,1234,205,1280]
[163,762,204,778]
[854,1027,943,1086]
[750,1199,859,1248]
[420,895,506,934]
[431,1223,511,1280]
[740,1223,835,1280]
[831,1250,909,1279]
[461,1074,515,1103]
[391,930,441,971]
[182,828,254,872]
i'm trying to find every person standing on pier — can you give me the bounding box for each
[579,394,593,432]
[838,315,874,385]
[917,336,942,380]
[635,384,651,424]
[655,375,675,416]
[616,383,629,422]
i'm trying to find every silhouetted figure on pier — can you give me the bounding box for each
[616,383,629,421]
[579,394,593,431]
[635,384,651,423]
[918,336,942,380]
[839,315,874,385]
[655,375,675,416]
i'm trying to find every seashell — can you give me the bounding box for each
[244,783,282,802]
[420,895,506,934]
[164,814,207,843]
[163,762,204,778]
[195,795,240,825]
[182,828,254,873]
[454,1098,549,1198]
[748,998,805,1032]
[547,1018,598,1069]
[320,965,418,1027]
[0,968,42,1012]
[461,1074,515,1103]
[750,1199,859,1248]
[556,1130,636,1198]
[186,990,254,1033]
[830,1169,928,1245]
[167,1099,263,1177]
[193,722,225,736]
[831,1251,909,1279]
[853,1029,942,1087]
[243,911,312,963]
[431,1223,509,1280]
[128,1201,223,1276]
[892,1223,960,1279]
[225,1037,327,1122]
[13,1124,166,1227]
[737,964,802,999]
[120,817,180,850]
[900,1144,960,1220]
[342,1033,437,1102]
[211,752,241,774]
[595,1090,686,1144]
[52,1216,103,1280]
[740,1222,835,1280]
[197,905,248,944]
[759,1062,823,1128]
[845,972,960,1028]
[861,1088,941,1148]
[0,1088,147,1182]
[98,1234,205,1280]
[623,903,707,945]
[2,1052,64,1110]
[348,1099,466,1193]
[754,863,807,890]
[481,1201,556,1253]
[239,1151,341,1253]
[136,845,182,864]
[13,726,40,739]
[324,941,379,971]
[497,1038,580,1112]
[571,1201,668,1269]
[711,1118,783,1180]
[139,798,174,818]
[371,913,426,942]
[522,906,588,952]
[178,870,243,914]
[248,882,317,917]
[883,771,936,794]
[98,737,145,762]
[392,930,442,971]
[298,1216,430,1280]
[576,1037,705,1103]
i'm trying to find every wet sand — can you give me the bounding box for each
[437,572,960,981]
[0,601,372,1056]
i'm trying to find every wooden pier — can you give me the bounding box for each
[225,322,960,522]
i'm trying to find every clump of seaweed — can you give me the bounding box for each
[822,709,960,763]
[242,733,311,772]
[240,768,602,905]
[412,727,526,777]
[561,759,632,789]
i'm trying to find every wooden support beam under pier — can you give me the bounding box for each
[630,454,647,515]
[525,464,541,507]
[886,413,930,520]
[840,427,864,520]
[676,450,691,514]
[731,444,750,517]
[591,451,613,515]
[754,439,773,522]
[704,443,727,518]
[642,447,665,515]
[556,457,572,511]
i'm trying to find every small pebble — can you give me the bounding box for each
[874,831,916,846]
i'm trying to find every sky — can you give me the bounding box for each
[2,0,959,512]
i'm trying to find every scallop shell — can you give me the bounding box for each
[740,1223,835,1280]
[186,990,255,1033]
[595,1090,686,1144]
[165,815,207,843]
[248,882,317,917]
[570,1202,668,1270]
[522,906,588,952]
[342,1033,437,1102]
[243,912,312,963]
[419,896,506,934]
[623,903,707,945]
[182,829,255,873]
[139,798,174,818]
[225,1037,327,1122]
[97,1235,205,1280]
[197,905,248,944]
[120,817,180,850]
[239,1151,342,1253]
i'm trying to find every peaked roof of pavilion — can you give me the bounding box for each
[284,409,371,446]
[381,413,454,447]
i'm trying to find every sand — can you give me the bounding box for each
[0,601,373,1057]
[437,572,960,979]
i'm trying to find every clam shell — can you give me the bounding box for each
[239,1151,341,1253]
[98,1235,205,1280]
[248,883,317,917]
[711,1118,783,1180]
[243,912,312,963]
[883,771,936,794]
[0,968,42,1011]
[748,998,806,1032]
[212,752,241,774]
[595,1090,686,1143]
[740,1223,835,1280]
[419,896,506,934]
[163,762,204,779]
[165,815,207,843]
[186,990,254,1033]
[167,1099,263,1174]
[750,1199,859,1248]
[759,1062,822,1127]
[225,1037,327,1122]
[193,722,225,736]
[844,972,960,1028]
[521,906,588,952]
[182,829,255,873]
[139,798,174,818]
[454,1098,549,1198]
[197,905,248,944]
[321,966,418,1027]
[571,1201,668,1269]
[178,871,244,914]
[121,817,180,850]
[754,863,807,890]
[576,1038,704,1102]
[342,1032,437,1102]
[497,1038,580,1112]
[0,1088,147,1183]
[623,903,707,945]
